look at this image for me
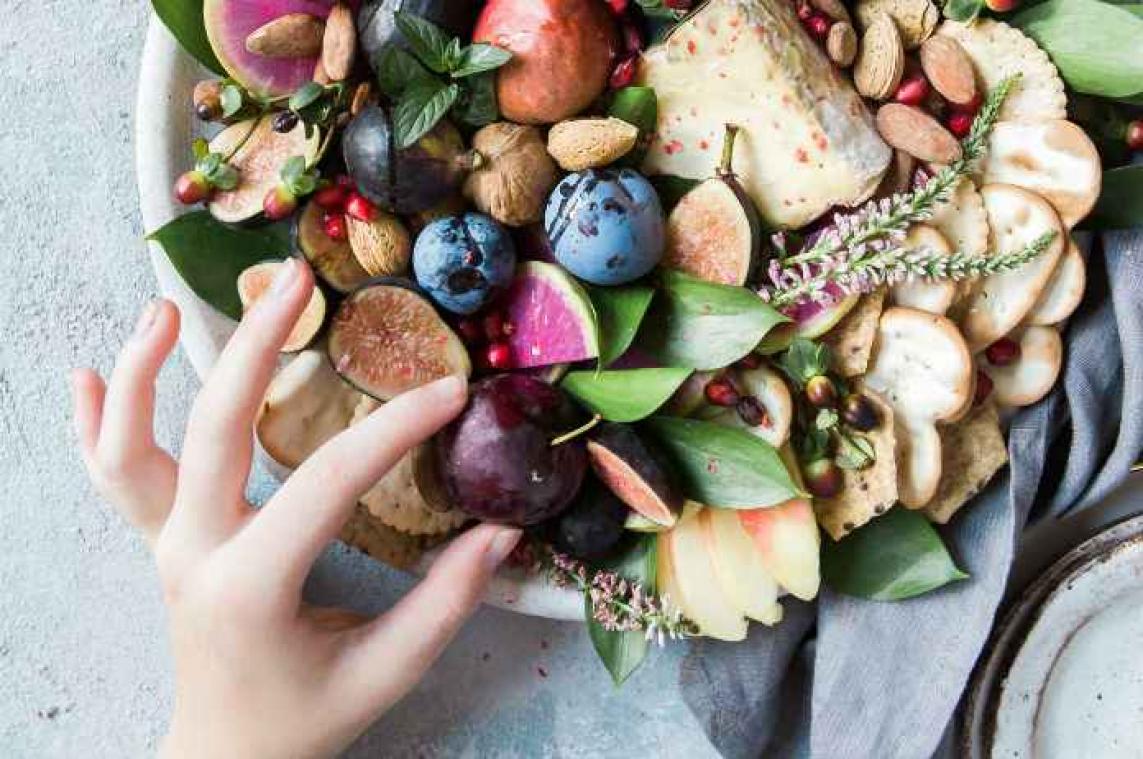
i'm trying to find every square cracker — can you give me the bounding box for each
[822,290,886,377]
[814,390,899,540]
[924,401,1008,524]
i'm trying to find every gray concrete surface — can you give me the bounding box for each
[0,3,714,756]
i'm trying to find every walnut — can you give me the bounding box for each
[463,123,559,227]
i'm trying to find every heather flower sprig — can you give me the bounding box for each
[764,232,1057,308]
[782,74,1019,269]
[532,542,698,643]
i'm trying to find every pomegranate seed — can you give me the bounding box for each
[734,353,763,370]
[621,20,643,53]
[946,111,973,138]
[664,0,693,8]
[456,318,483,345]
[610,56,637,90]
[345,193,378,222]
[894,75,931,107]
[605,0,628,14]
[736,396,770,427]
[313,185,347,211]
[974,370,994,405]
[322,213,347,241]
[482,311,505,341]
[804,13,831,40]
[956,92,983,116]
[1127,119,1143,151]
[704,377,740,407]
[485,342,512,370]
[985,337,1021,366]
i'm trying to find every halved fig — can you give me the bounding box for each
[327,282,471,400]
[663,125,764,286]
[208,117,321,224]
[237,261,327,351]
[294,200,371,293]
[587,423,683,528]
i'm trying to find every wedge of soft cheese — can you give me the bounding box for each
[639,0,891,228]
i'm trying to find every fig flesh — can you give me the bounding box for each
[436,375,588,526]
[587,423,683,528]
[294,200,371,293]
[327,282,471,400]
[237,261,327,352]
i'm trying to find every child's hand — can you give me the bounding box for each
[71,259,520,758]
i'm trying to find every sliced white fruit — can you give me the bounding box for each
[959,184,1066,353]
[660,505,748,641]
[864,307,973,507]
[738,498,821,601]
[703,507,783,625]
[708,364,793,448]
[1027,237,1086,326]
[981,326,1063,408]
[978,120,1102,229]
[892,224,957,314]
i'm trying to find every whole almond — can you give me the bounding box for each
[348,213,411,277]
[245,14,325,58]
[854,13,904,100]
[919,36,977,106]
[351,82,374,117]
[547,118,640,171]
[312,57,332,86]
[856,0,939,50]
[876,104,962,164]
[827,22,858,67]
[322,3,356,82]
[811,0,852,24]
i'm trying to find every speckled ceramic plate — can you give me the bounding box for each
[963,512,1143,758]
[134,17,583,622]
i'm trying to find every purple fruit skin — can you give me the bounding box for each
[587,423,683,522]
[436,375,587,525]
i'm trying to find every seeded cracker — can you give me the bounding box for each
[927,177,990,311]
[815,390,898,540]
[924,401,1008,524]
[822,289,886,377]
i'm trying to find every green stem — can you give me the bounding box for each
[550,414,602,447]
[717,123,739,177]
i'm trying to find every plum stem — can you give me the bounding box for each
[550,414,602,447]
[717,123,740,177]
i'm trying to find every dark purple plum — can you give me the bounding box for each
[436,375,587,525]
[553,478,629,560]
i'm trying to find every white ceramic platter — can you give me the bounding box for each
[134,17,583,621]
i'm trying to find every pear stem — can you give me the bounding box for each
[550,414,602,447]
[717,123,740,177]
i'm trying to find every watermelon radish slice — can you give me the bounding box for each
[757,283,858,354]
[502,262,599,369]
[204,0,339,97]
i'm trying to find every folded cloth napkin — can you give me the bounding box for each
[680,229,1143,759]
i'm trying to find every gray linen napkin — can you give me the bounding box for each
[680,229,1143,759]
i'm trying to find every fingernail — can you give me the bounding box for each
[269,258,299,298]
[133,301,160,339]
[484,527,522,571]
[437,373,468,401]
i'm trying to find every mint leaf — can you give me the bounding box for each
[395,11,453,73]
[452,43,513,78]
[451,73,499,127]
[393,80,459,149]
[375,46,432,97]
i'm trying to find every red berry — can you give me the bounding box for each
[946,111,973,139]
[263,185,298,221]
[985,337,1021,367]
[804,13,831,40]
[322,213,347,241]
[736,396,770,427]
[984,0,1020,12]
[482,311,505,341]
[313,185,347,211]
[974,370,994,405]
[804,458,843,498]
[894,75,931,107]
[485,342,512,370]
[1126,119,1143,151]
[605,0,628,14]
[345,192,378,222]
[704,377,740,407]
[610,55,637,90]
[174,171,212,205]
[805,375,837,408]
[456,318,483,345]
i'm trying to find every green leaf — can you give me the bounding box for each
[821,507,969,601]
[589,285,655,367]
[395,11,453,74]
[1086,166,1143,230]
[639,270,789,371]
[776,337,832,388]
[146,212,292,320]
[587,534,657,686]
[393,80,459,149]
[452,73,499,127]
[191,138,209,161]
[562,368,692,423]
[375,46,432,98]
[452,43,512,78]
[642,416,802,508]
[647,174,700,213]
[1012,0,1143,98]
[608,87,658,167]
[942,0,984,22]
[289,82,325,112]
[150,0,224,75]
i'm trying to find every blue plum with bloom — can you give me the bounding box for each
[412,212,517,315]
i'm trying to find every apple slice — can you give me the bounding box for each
[703,507,783,625]
[660,506,748,641]
[738,498,821,601]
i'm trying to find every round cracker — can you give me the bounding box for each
[1027,237,1086,326]
[959,184,1066,353]
[892,224,957,314]
[980,325,1062,408]
[936,20,1067,122]
[926,177,990,307]
[979,121,1101,229]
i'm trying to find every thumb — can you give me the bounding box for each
[337,523,522,711]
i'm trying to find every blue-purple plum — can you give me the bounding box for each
[412,212,517,315]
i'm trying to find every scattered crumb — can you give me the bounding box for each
[537,666,549,678]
